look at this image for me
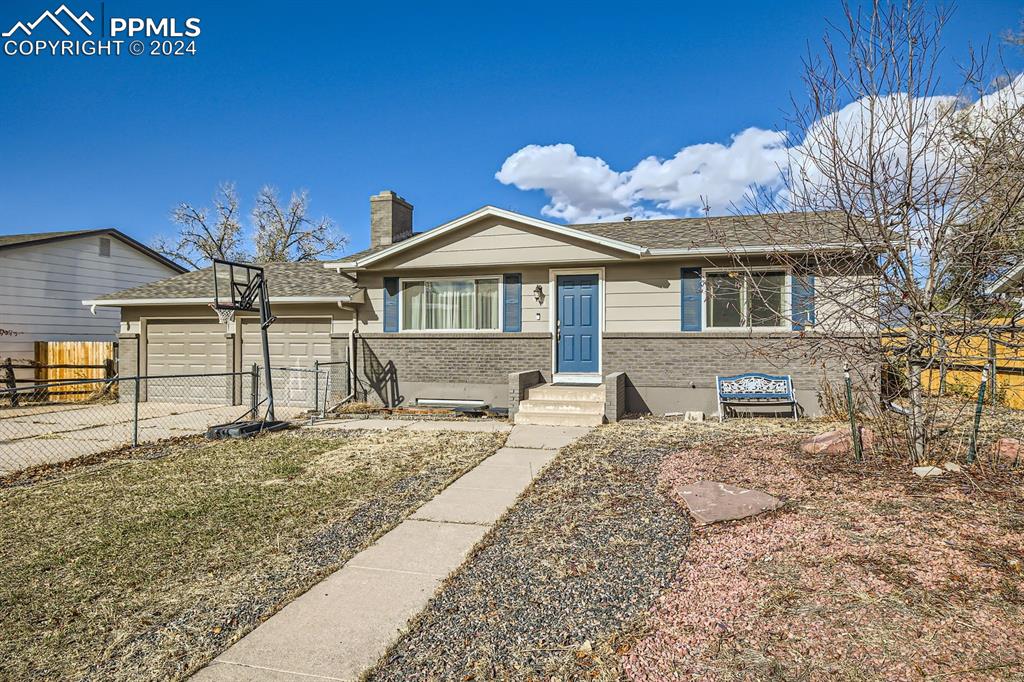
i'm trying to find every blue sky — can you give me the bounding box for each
[0,0,1021,256]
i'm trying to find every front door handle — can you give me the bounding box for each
[556,319,561,342]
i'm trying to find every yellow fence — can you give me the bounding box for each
[913,321,1024,409]
[34,341,116,402]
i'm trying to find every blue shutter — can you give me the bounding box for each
[680,268,702,331]
[502,273,522,332]
[791,273,815,330]
[383,277,399,332]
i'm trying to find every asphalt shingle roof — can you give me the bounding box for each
[335,210,852,266]
[0,228,186,272]
[0,230,98,248]
[95,261,359,301]
[570,211,852,250]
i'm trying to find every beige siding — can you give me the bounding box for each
[605,262,682,332]
[374,217,627,270]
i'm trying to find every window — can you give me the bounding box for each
[401,277,500,331]
[705,270,786,328]
[98,237,111,257]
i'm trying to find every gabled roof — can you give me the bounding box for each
[323,206,855,270]
[572,211,850,251]
[0,228,186,273]
[87,261,362,306]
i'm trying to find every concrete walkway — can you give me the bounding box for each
[193,422,590,681]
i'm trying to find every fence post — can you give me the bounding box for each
[844,363,863,462]
[249,363,258,419]
[967,366,988,465]
[3,358,17,408]
[132,375,140,447]
[313,360,319,414]
[987,331,998,405]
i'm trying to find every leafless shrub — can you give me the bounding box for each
[714,0,1024,463]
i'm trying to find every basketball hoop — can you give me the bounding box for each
[209,303,235,325]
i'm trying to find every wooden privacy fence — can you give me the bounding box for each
[914,323,1024,409]
[1,341,117,404]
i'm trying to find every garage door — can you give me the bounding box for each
[242,318,331,408]
[146,320,229,404]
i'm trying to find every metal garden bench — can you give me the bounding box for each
[716,373,798,421]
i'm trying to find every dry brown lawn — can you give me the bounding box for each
[0,427,504,680]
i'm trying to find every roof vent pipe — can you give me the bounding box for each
[623,216,633,222]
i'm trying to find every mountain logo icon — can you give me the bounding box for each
[3,4,94,38]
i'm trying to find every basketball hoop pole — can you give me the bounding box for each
[257,275,276,422]
[211,258,277,424]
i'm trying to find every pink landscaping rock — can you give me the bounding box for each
[674,480,783,525]
[993,438,1022,463]
[800,427,874,455]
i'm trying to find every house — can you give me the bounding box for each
[0,229,185,385]
[88,191,862,421]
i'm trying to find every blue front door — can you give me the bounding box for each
[556,274,599,374]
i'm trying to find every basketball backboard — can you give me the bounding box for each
[212,259,267,313]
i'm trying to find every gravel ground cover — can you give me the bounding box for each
[0,427,505,681]
[601,412,1023,681]
[365,420,694,681]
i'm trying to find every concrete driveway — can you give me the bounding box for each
[0,402,305,475]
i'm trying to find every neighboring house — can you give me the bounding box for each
[88,191,863,420]
[987,262,1024,299]
[0,229,185,384]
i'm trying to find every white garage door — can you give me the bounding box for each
[242,318,331,408]
[146,320,229,404]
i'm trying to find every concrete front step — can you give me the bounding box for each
[514,411,604,427]
[517,398,605,415]
[526,384,605,402]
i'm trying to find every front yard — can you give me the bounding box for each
[368,416,1024,680]
[0,427,505,680]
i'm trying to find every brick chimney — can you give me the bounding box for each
[369,190,413,247]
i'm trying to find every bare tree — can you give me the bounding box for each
[252,186,346,262]
[731,0,1024,463]
[154,182,248,269]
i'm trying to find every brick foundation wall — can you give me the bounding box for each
[508,370,544,417]
[603,333,855,416]
[604,371,626,422]
[348,333,551,408]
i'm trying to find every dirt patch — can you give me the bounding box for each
[621,421,1024,681]
[0,428,505,681]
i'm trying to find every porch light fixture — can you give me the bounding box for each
[533,284,545,304]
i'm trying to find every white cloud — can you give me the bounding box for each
[495,77,1024,224]
[496,128,789,223]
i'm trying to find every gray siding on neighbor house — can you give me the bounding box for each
[0,235,181,344]
[0,234,181,384]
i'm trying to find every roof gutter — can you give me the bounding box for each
[644,243,861,257]
[986,263,1024,296]
[83,293,363,309]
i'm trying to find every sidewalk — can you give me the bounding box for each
[192,422,590,681]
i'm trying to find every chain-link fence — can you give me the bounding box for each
[0,361,354,477]
[1,372,247,476]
